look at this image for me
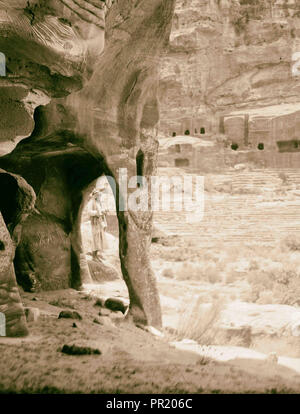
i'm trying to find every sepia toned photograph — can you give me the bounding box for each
[1,0,300,399]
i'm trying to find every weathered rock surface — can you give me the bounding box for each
[58,310,82,320]
[159,0,300,136]
[24,307,40,323]
[105,297,127,314]
[0,169,36,336]
[0,0,176,334]
[87,258,119,282]
[0,214,28,337]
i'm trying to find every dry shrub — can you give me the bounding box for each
[246,268,300,306]
[247,270,274,291]
[278,172,288,185]
[283,235,300,252]
[175,262,221,283]
[172,297,224,345]
[162,268,174,279]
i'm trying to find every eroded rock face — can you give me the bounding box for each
[0,0,176,335]
[159,0,300,136]
[0,170,36,337]
[0,223,28,337]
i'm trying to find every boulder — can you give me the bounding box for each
[25,307,40,323]
[88,258,119,282]
[105,298,128,314]
[58,310,82,321]
[61,344,101,356]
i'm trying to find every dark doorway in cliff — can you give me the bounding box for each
[175,158,190,167]
[258,143,264,150]
[231,143,239,151]
[200,127,205,135]
[277,140,300,152]
[0,173,19,233]
[172,132,177,137]
[184,130,190,136]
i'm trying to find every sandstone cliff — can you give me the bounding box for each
[0,0,176,336]
[159,0,300,136]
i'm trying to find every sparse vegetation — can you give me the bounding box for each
[171,297,224,345]
[162,268,174,278]
[278,172,288,185]
[175,262,222,284]
[283,234,300,251]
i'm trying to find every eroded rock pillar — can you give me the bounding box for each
[118,209,162,328]
[0,213,28,337]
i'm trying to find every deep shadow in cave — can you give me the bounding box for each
[0,173,20,232]
[0,126,120,293]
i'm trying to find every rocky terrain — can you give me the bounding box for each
[0,0,176,337]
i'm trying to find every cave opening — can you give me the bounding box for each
[258,143,264,150]
[79,175,122,286]
[0,129,123,293]
[0,173,19,233]
[175,158,190,167]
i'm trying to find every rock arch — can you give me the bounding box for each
[0,0,176,335]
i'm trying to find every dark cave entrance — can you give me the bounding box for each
[0,173,20,233]
[0,131,122,292]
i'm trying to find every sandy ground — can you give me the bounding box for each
[1,288,300,394]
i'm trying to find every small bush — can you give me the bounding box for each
[176,262,221,283]
[172,297,224,345]
[162,268,174,278]
[278,172,288,185]
[284,235,300,251]
[246,268,300,306]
